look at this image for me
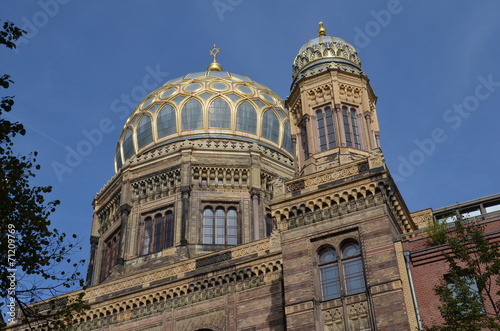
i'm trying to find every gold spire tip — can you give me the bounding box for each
[207,43,223,71]
[317,21,327,36]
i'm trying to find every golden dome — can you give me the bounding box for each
[114,71,293,172]
[292,22,363,85]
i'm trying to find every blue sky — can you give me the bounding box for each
[3,0,500,293]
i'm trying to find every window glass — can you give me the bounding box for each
[485,202,500,213]
[283,121,293,152]
[154,214,163,253]
[215,208,225,244]
[227,208,238,245]
[203,208,214,244]
[319,247,341,300]
[342,243,365,295]
[136,116,153,149]
[115,144,123,170]
[123,128,135,160]
[209,98,231,128]
[182,99,203,130]
[236,102,257,133]
[342,107,352,148]
[262,110,280,142]
[350,108,361,149]
[165,211,174,248]
[142,218,152,255]
[157,104,177,137]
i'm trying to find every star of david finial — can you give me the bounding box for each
[207,43,223,71]
[210,43,220,61]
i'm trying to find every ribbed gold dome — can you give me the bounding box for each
[292,22,363,85]
[114,71,293,172]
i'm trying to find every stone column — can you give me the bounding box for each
[251,188,261,241]
[117,203,131,266]
[180,186,190,246]
[86,235,99,286]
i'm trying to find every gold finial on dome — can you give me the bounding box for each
[317,21,327,36]
[207,43,223,71]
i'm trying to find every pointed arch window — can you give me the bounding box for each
[209,97,231,128]
[202,206,238,245]
[136,116,153,149]
[123,128,135,160]
[282,121,293,152]
[262,110,280,143]
[342,106,361,149]
[157,104,177,137]
[316,106,337,151]
[182,99,203,130]
[236,101,257,133]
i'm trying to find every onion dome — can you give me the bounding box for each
[292,22,364,88]
[114,46,292,173]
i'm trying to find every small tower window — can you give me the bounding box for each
[342,106,361,149]
[316,106,336,151]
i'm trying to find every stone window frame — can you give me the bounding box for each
[341,104,362,149]
[315,104,337,152]
[138,206,175,256]
[311,231,367,301]
[101,230,120,280]
[200,202,241,245]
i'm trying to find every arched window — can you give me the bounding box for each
[282,121,293,152]
[262,110,280,142]
[102,231,120,280]
[140,211,175,255]
[202,206,238,245]
[157,104,176,137]
[202,208,214,244]
[209,97,231,128]
[142,217,153,255]
[265,214,273,237]
[318,247,341,300]
[342,106,361,149]
[316,106,336,151]
[165,211,174,248]
[115,144,123,170]
[318,242,366,300]
[341,242,366,295]
[236,101,257,133]
[136,116,153,149]
[122,128,135,160]
[182,99,203,130]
